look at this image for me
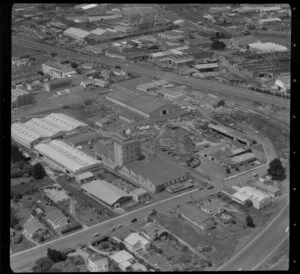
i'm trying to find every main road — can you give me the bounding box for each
[217,201,289,271]
[12,36,290,109]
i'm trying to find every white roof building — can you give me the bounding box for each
[12,113,88,149]
[11,123,42,149]
[63,27,90,40]
[109,250,135,271]
[123,233,150,252]
[81,180,131,207]
[44,113,88,132]
[248,42,288,53]
[258,18,282,24]
[80,4,98,10]
[34,140,102,175]
[258,6,282,13]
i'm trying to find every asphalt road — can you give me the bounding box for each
[217,201,289,271]
[10,186,220,272]
[12,37,290,109]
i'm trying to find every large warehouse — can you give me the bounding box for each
[34,140,102,176]
[81,180,132,209]
[63,27,90,40]
[12,113,88,149]
[106,89,180,119]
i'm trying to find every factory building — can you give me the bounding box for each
[248,42,287,53]
[225,152,257,168]
[63,27,90,40]
[106,89,180,119]
[81,180,132,209]
[12,88,34,109]
[94,136,189,193]
[42,62,76,79]
[208,123,255,146]
[12,113,88,149]
[231,186,272,210]
[158,31,184,41]
[194,63,220,77]
[44,78,72,92]
[34,140,102,176]
[237,55,290,78]
[160,54,195,69]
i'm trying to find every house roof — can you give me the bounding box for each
[46,209,67,224]
[142,222,166,237]
[23,216,46,235]
[110,250,134,264]
[124,233,149,246]
[81,180,131,206]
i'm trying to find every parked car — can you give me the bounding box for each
[149,209,157,216]
[93,232,100,238]
[206,184,214,189]
[131,218,137,223]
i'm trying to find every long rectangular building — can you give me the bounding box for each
[34,140,102,176]
[11,113,88,149]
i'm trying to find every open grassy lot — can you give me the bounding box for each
[12,44,43,58]
[257,238,289,270]
[11,234,36,254]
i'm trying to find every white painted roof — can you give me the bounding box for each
[195,63,219,69]
[44,113,87,132]
[232,191,249,202]
[89,28,106,36]
[24,118,64,138]
[110,250,134,264]
[124,233,149,247]
[238,186,271,201]
[64,27,90,39]
[75,171,94,180]
[12,123,41,145]
[248,42,287,52]
[34,140,101,174]
[81,180,130,206]
[80,4,98,10]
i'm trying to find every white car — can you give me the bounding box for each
[285,226,289,233]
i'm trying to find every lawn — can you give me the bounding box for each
[11,235,36,254]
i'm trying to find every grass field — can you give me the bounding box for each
[12,44,43,58]
[257,238,289,270]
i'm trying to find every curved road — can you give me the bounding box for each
[12,36,290,109]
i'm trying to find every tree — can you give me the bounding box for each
[11,145,25,163]
[245,215,255,227]
[70,62,78,69]
[267,158,286,181]
[13,234,23,244]
[244,199,253,209]
[216,99,225,108]
[47,248,67,263]
[50,53,57,57]
[31,163,46,180]
[211,40,226,50]
[33,257,53,272]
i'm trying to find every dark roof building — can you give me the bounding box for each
[106,88,180,118]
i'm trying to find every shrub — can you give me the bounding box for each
[33,257,53,272]
[267,158,286,181]
[47,248,67,263]
[246,215,255,227]
[13,234,23,244]
[31,163,46,180]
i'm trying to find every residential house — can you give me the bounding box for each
[123,233,150,253]
[87,254,109,272]
[23,216,47,241]
[140,222,167,241]
[109,250,136,271]
[46,209,69,229]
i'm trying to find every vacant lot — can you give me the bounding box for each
[11,234,36,254]
[232,110,289,159]
[257,238,289,270]
[12,44,43,57]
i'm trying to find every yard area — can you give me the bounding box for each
[57,178,116,227]
[10,233,36,254]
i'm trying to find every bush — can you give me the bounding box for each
[31,163,46,180]
[61,221,82,235]
[33,257,54,272]
[211,40,226,50]
[11,212,19,227]
[246,215,255,227]
[47,248,67,263]
[13,234,23,244]
[11,145,25,163]
[267,158,286,181]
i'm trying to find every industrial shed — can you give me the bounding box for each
[81,180,132,208]
[63,27,90,40]
[11,123,42,149]
[34,140,102,176]
[106,89,180,119]
[11,113,88,148]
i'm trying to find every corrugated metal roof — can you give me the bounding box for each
[81,180,130,206]
[34,140,101,174]
[63,27,90,39]
[12,123,41,145]
[230,152,256,164]
[125,156,187,186]
[44,113,87,131]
